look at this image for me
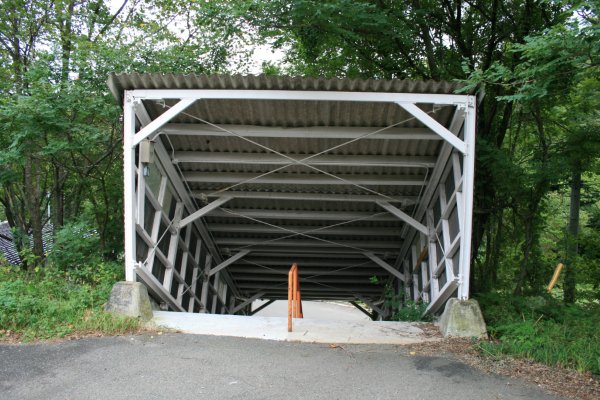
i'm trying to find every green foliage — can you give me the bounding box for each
[0,262,138,341]
[476,292,600,375]
[392,301,431,322]
[372,276,431,322]
[46,221,108,284]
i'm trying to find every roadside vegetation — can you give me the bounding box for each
[477,292,600,376]
[0,223,140,342]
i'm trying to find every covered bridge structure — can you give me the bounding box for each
[108,73,476,319]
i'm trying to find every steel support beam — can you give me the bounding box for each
[163,124,441,140]
[232,291,266,314]
[209,209,399,222]
[424,278,460,315]
[135,264,185,312]
[376,201,428,235]
[174,152,437,168]
[123,93,137,281]
[132,99,195,146]
[363,252,405,282]
[130,89,469,104]
[184,172,426,186]
[177,196,232,229]
[208,250,251,277]
[458,97,477,300]
[207,224,403,237]
[195,191,414,204]
[349,301,376,320]
[398,103,466,154]
[229,268,384,276]
[250,299,276,315]
[215,238,401,249]
[219,246,400,256]
[354,294,386,317]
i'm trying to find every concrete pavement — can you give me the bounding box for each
[0,333,564,400]
[152,311,433,344]
[252,300,370,321]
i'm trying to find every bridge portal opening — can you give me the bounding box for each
[109,74,476,319]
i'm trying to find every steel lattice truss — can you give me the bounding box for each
[111,74,476,317]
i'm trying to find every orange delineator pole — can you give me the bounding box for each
[288,263,303,332]
[294,267,299,318]
[297,287,303,318]
[288,263,297,332]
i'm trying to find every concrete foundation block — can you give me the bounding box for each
[439,298,487,339]
[105,281,154,321]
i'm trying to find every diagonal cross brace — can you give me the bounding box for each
[208,250,251,277]
[354,294,387,317]
[376,201,428,235]
[397,102,467,154]
[364,252,405,281]
[251,299,276,315]
[349,301,376,320]
[232,291,265,314]
[178,196,232,229]
[132,99,196,146]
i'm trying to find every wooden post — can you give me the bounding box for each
[288,264,295,332]
[547,263,565,292]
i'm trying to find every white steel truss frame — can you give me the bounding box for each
[122,89,476,315]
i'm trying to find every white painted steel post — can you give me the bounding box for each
[458,97,477,299]
[201,254,212,313]
[123,92,137,282]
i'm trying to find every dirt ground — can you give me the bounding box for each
[406,323,600,400]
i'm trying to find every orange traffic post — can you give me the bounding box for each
[288,264,295,332]
[293,267,299,318]
[287,263,302,332]
[297,288,303,318]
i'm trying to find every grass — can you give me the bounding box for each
[0,262,141,342]
[476,291,600,376]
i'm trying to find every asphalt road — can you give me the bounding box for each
[0,333,563,400]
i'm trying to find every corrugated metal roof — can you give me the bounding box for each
[108,73,467,104]
[111,73,465,302]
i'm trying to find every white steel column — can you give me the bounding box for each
[123,92,137,282]
[211,272,220,314]
[458,96,477,299]
[201,254,212,313]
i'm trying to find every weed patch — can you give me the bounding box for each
[476,292,600,375]
[0,263,140,341]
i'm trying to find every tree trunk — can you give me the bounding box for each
[53,164,64,228]
[490,208,504,285]
[514,215,535,296]
[563,167,581,303]
[23,157,45,267]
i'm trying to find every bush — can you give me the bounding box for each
[44,221,126,286]
[47,221,102,280]
[371,276,432,322]
[476,292,600,375]
[391,300,431,322]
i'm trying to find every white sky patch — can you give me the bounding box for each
[247,44,287,74]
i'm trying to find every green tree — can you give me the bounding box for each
[467,1,599,298]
